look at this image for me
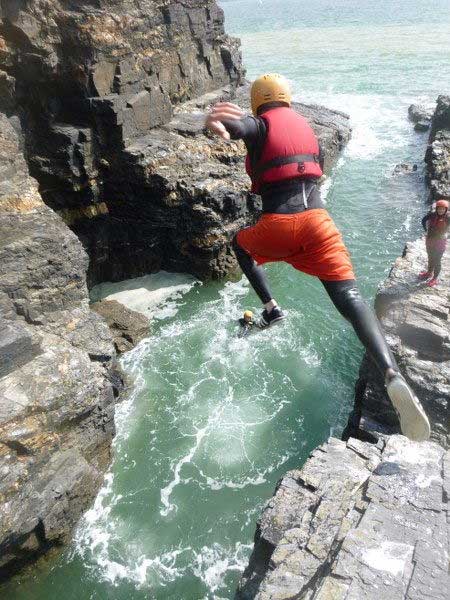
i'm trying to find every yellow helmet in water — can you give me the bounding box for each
[250,73,292,115]
[243,310,254,321]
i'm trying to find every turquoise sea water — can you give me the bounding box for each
[4,1,450,599]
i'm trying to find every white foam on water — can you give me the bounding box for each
[160,424,209,516]
[191,542,253,594]
[295,92,423,165]
[89,271,198,319]
[75,274,312,594]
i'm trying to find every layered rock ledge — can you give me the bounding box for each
[426,95,450,201]
[236,435,448,600]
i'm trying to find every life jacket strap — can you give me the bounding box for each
[253,153,320,182]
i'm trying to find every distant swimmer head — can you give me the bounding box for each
[243,310,254,322]
[436,199,449,215]
[250,73,292,116]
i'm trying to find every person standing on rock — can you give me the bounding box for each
[418,199,449,287]
[204,73,431,442]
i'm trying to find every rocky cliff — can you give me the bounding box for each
[426,95,450,201]
[0,1,350,286]
[235,99,450,598]
[236,436,448,600]
[0,0,244,285]
[0,113,119,580]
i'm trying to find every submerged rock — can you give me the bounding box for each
[392,163,418,175]
[408,103,434,129]
[91,299,150,354]
[236,435,448,600]
[414,120,430,132]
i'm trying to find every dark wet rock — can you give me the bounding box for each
[0,113,119,580]
[392,163,418,176]
[0,0,245,287]
[0,0,350,286]
[236,436,448,600]
[414,120,430,132]
[91,299,150,354]
[408,103,433,125]
[90,83,350,282]
[425,95,450,201]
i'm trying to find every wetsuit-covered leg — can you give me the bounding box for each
[429,248,443,278]
[427,250,434,274]
[321,279,397,374]
[232,234,273,304]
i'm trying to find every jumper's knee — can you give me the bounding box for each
[331,283,364,321]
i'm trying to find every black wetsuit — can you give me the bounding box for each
[225,112,397,375]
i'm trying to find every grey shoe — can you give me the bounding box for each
[386,374,431,442]
[258,307,285,328]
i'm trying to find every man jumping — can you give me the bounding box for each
[205,73,431,442]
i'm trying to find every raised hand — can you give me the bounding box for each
[204,102,245,140]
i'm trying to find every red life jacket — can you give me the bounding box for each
[245,107,323,194]
[428,213,449,238]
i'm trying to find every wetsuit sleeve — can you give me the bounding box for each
[422,213,431,231]
[221,116,267,153]
[319,143,325,171]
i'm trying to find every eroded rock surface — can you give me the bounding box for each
[426,95,450,200]
[91,299,150,353]
[0,0,244,285]
[0,113,118,580]
[408,103,434,132]
[236,436,448,600]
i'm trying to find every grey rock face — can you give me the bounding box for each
[88,83,350,282]
[0,0,245,286]
[426,95,450,200]
[236,436,448,600]
[346,239,449,449]
[0,320,41,379]
[0,113,119,580]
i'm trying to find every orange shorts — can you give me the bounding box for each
[236,209,355,281]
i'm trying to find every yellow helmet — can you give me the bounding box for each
[250,73,292,115]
